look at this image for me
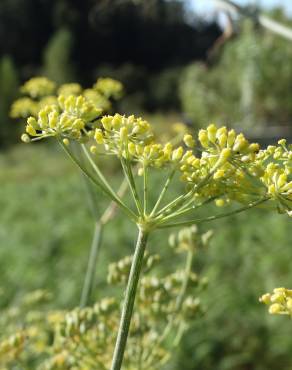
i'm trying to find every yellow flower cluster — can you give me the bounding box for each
[16,76,292,217]
[259,288,292,316]
[93,114,153,155]
[168,225,213,253]
[20,77,56,98]
[0,227,209,370]
[258,143,292,214]
[10,97,39,118]
[83,88,111,111]
[198,124,259,156]
[57,83,82,96]
[58,94,102,122]
[108,252,160,284]
[94,77,123,99]
[180,124,259,179]
[0,228,208,370]
[0,331,26,361]
[12,77,123,120]
[23,95,102,143]
[261,163,291,199]
[11,94,58,120]
[43,252,204,369]
[172,125,264,204]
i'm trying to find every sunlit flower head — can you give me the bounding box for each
[20,77,56,98]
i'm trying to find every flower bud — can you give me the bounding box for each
[207,124,217,142]
[215,198,225,207]
[217,148,231,165]
[21,133,31,143]
[278,139,286,146]
[233,134,248,152]
[90,145,97,154]
[183,134,195,148]
[286,298,292,311]
[269,303,282,314]
[94,129,104,144]
[213,169,225,180]
[259,293,271,305]
[120,127,128,140]
[101,116,112,130]
[277,174,287,188]
[198,130,209,148]
[112,115,122,129]
[248,143,260,153]
[227,129,236,147]
[172,147,184,161]
[26,124,36,136]
[128,142,136,156]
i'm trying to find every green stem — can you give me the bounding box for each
[175,249,194,310]
[150,168,176,216]
[143,163,148,215]
[158,196,218,224]
[154,169,217,219]
[80,222,103,308]
[124,141,143,215]
[173,321,187,347]
[158,198,269,229]
[82,177,99,218]
[100,178,129,225]
[154,192,186,219]
[81,144,117,197]
[121,158,143,216]
[110,227,149,370]
[60,141,137,222]
[80,178,129,308]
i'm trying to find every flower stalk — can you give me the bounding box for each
[80,177,129,307]
[110,226,149,370]
[80,221,103,308]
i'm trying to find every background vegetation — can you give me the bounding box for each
[0,0,292,369]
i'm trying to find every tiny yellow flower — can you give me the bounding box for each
[183,134,195,148]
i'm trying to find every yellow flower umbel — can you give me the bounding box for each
[93,114,153,157]
[11,77,58,120]
[10,97,39,118]
[260,288,292,316]
[258,141,292,215]
[262,164,291,198]
[177,124,264,205]
[12,76,124,122]
[94,77,124,100]
[83,88,112,111]
[23,95,102,143]
[20,77,56,98]
[57,83,82,96]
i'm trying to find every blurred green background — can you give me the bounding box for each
[0,0,292,369]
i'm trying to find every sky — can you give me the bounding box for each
[187,0,292,15]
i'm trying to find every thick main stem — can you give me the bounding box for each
[110,227,149,370]
[80,222,103,308]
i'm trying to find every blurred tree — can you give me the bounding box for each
[43,28,75,84]
[0,0,220,119]
[84,0,219,72]
[0,56,19,146]
[179,12,292,130]
[0,0,54,69]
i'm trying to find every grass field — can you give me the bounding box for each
[1,143,292,369]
